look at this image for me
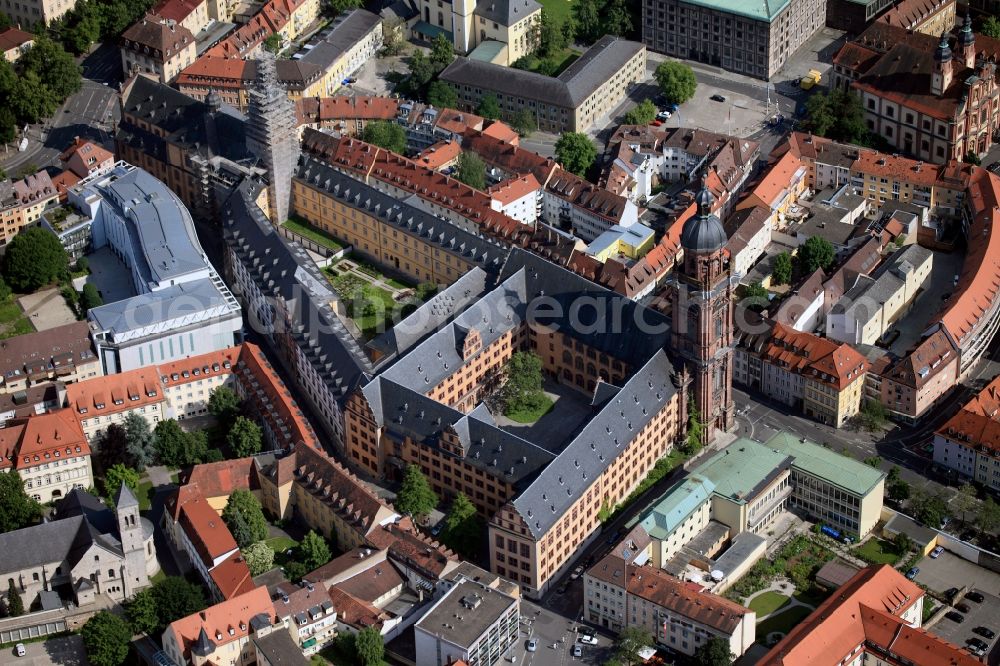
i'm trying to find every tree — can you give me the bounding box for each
[395,464,438,519]
[572,0,601,43]
[614,627,653,666]
[299,529,332,570]
[605,0,633,37]
[154,419,208,468]
[555,132,596,176]
[151,576,207,628]
[598,499,613,523]
[510,109,536,137]
[263,33,282,53]
[102,464,140,504]
[362,120,407,155]
[477,93,501,121]
[2,226,68,292]
[892,531,913,555]
[501,351,546,413]
[6,579,23,617]
[78,282,102,313]
[694,636,733,666]
[623,99,657,125]
[125,589,159,635]
[0,11,9,29]
[427,80,458,108]
[863,456,883,468]
[743,282,768,311]
[327,0,361,13]
[0,470,41,534]
[441,493,483,558]
[355,625,385,666]
[983,15,1000,39]
[910,489,949,528]
[798,236,835,274]
[964,150,982,166]
[226,416,263,458]
[406,49,436,91]
[95,424,128,475]
[801,89,868,144]
[455,151,486,190]
[429,33,454,70]
[976,497,1000,533]
[208,385,240,422]
[654,61,697,105]
[18,34,81,100]
[81,611,132,666]
[123,411,154,471]
[954,483,978,524]
[886,466,911,503]
[684,398,702,454]
[243,541,275,576]
[380,17,407,56]
[537,8,569,57]
[858,400,889,432]
[222,489,268,548]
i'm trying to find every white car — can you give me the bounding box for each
[930,546,944,558]
[526,639,537,652]
[656,110,671,120]
[579,635,599,645]
[15,644,25,657]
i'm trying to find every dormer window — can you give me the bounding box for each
[95,403,105,409]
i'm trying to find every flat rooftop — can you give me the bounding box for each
[415,578,517,649]
[693,438,793,503]
[675,0,791,22]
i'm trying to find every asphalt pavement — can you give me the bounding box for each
[0,635,85,666]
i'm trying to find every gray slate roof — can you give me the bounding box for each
[0,516,118,576]
[475,0,540,26]
[301,9,381,71]
[115,482,139,509]
[440,36,644,108]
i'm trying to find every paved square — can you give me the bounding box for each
[0,635,85,666]
[915,551,1000,596]
[17,288,75,331]
[79,246,137,304]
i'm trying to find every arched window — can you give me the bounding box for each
[438,11,444,25]
[424,6,429,21]
[587,363,597,377]
[562,350,572,364]
[574,357,584,370]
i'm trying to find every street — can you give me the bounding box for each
[1,44,120,176]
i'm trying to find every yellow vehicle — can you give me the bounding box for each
[800,69,822,90]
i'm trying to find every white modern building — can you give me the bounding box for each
[66,163,242,373]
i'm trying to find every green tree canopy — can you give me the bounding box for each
[964,150,982,166]
[2,227,68,292]
[429,33,454,70]
[103,464,140,503]
[123,411,154,471]
[263,33,282,53]
[441,493,483,558]
[243,541,275,576]
[455,151,486,190]
[6,579,23,617]
[954,482,978,523]
[771,252,792,285]
[222,489,269,548]
[19,34,81,100]
[798,236,836,274]
[982,15,1000,38]
[694,636,734,666]
[537,8,569,57]
[79,282,103,313]
[125,588,159,635]
[654,61,697,105]
[477,93,501,121]
[572,0,602,43]
[501,351,546,414]
[802,89,868,144]
[362,120,407,155]
[82,610,133,666]
[328,0,362,13]
[299,529,332,570]
[510,109,536,137]
[95,424,128,476]
[427,80,458,108]
[395,464,438,519]
[624,99,657,125]
[150,576,207,628]
[684,398,702,454]
[355,625,385,666]
[910,489,949,528]
[227,416,263,458]
[0,470,41,534]
[743,282,769,311]
[154,419,209,468]
[208,385,241,421]
[614,626,653,666]
[976,496,1000,533]
[555,132,596,176]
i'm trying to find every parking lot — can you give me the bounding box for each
[915,551,1000,596]
[518,600,616,666]
[0,635,85,666]
[926,589,1000,663]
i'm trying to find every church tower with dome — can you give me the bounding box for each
[668,181,736,443]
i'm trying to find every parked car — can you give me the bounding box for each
[572,645,583,657]
[526,639,537,652]
[556,584,568,594]
[710,94,727,102]
[930,546,944,558]
[905,567,919,580]
[968,637,988,651]
[579,635,599,645]
[966,591,985,603]
[656,110,671,120]
[15,644,24,657]
[946,611,966,623]
[570,565,584,580]
[973,626,996,639]
[956,602,971,613]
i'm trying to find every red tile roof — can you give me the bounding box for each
[764,322,868,390]
[122,15,195,57]
[178,495,239,567]
[210,552,255,600]
[0,27,33,52]
[326,587,387,629]
[66,367,162,417]
[237,342,319,451]
[0,410,89,473]
[167,587,275,660]
[488,173,541,206]
[937,374,1000,453]
[151,0,204,24]
[185,457,260,499]
[415,140,462,170]
[762,565,974,666]
[295,96,400,126]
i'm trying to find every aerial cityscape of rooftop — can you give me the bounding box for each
[0,0,998,663]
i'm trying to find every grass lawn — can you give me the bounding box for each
[0,299,33,339]
[150,569,168,586]
[169,471,180,484]
[283,217,344,252]
[855,538,904,565]
[537,0,571,23]
[793,585,831,607]
[505,395,554,423]
[756,605,813,640]
[266,536,300,565]
[136,481,154,511]
[748,591,791,616]
[326,270,400,338]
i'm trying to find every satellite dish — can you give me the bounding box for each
[711,570,724,581]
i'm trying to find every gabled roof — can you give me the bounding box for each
[475,0,540,25]
[167,587,274,659]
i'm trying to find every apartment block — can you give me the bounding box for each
[0,321,101,395]
[0,409,93,503]
[162,587,277,666]
[120,15,196,84]
[1,0,76,29]
[934,374,1000,492]
[641,0,825,80]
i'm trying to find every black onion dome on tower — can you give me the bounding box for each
[935,31,952,63]
[960,13,974,47]
[681,179,727,253]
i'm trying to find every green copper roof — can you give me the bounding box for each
[765,432,885,496]
[638,476,715,539]
[692,438,793,504]
[679,0,792,23]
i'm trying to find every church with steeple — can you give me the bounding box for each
[667,183,736,445]
[410,0,541,65]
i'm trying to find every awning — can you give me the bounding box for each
[412,21,452,41]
